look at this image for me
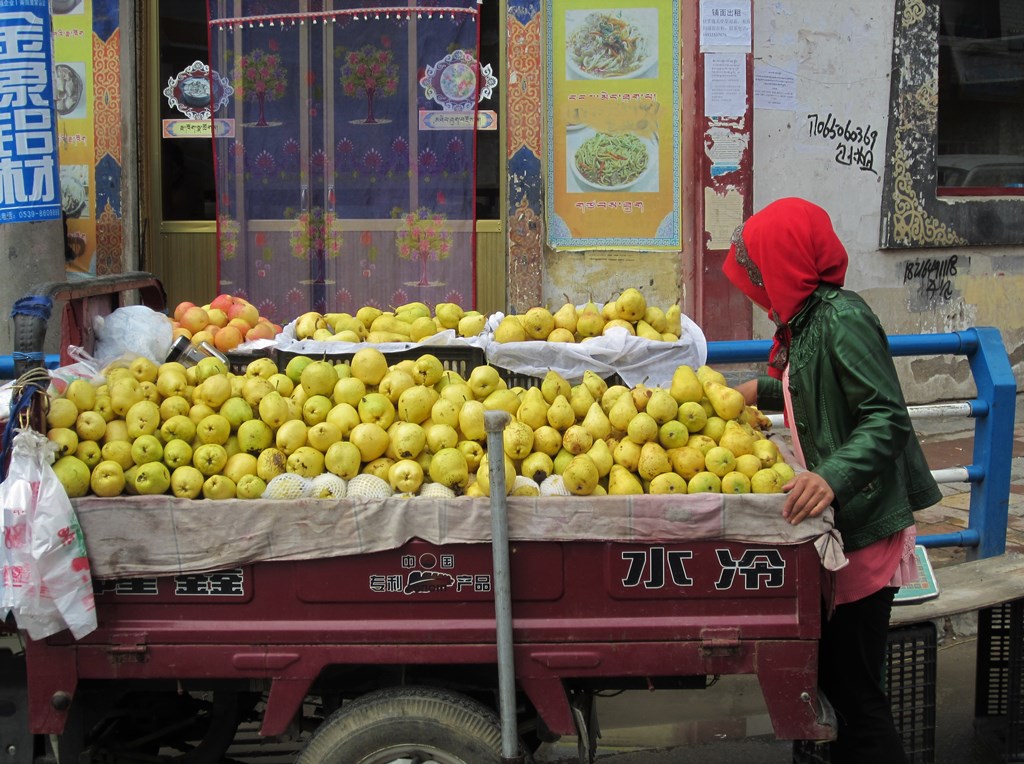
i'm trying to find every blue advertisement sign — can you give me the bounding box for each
[0,1,61,223]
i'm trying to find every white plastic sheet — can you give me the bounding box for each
[484,315,708,387]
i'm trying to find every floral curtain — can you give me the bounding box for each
[208,1,480,324]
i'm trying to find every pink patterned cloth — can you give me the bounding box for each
[783,368,917,605]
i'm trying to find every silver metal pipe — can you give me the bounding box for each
[483,409,521,761]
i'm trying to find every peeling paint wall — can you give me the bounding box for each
[752,0,1024,402]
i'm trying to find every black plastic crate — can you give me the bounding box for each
[225,348,273,375]
[975,598,1024,760]
[887,622,937,763]
[793,621,937,764]
[492,365,625,391]
[274,344,485,380]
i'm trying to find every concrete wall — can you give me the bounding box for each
[751,0,1024,402]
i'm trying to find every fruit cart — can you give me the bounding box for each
[0,274,1018,764]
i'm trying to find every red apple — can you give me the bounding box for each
[179,306,210,334]
[245,322,276,341]
[173,301,196,322]
[213,325,243,352]
[227,300,259,327]
[209,293,235,313]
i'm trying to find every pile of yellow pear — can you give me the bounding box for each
[497,364,793,496]
[45,352,791,501]
[293,301,487,344]
[493,288,684,344]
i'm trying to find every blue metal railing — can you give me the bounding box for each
[707,327,1017,561]
[0,354,59,380]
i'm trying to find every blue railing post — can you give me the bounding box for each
[963,328,1016,559]
[707,327,1017,561]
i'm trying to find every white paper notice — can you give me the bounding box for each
[700,0,752,51]
[705,53,747,118]
[754,65,798,111]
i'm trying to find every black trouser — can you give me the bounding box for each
[818,586,907,764]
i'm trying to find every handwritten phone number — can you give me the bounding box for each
[807,113,878,150]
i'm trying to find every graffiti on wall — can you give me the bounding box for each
[807,112,878,174]
[902,254,961,306]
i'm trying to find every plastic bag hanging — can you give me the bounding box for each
[1,428,96,640]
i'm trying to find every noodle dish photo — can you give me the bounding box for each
[566,9,658,80]
[569,129,657,193]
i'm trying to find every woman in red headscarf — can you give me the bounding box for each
[724,198,940,764]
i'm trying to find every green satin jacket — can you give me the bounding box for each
[755,285,941,552]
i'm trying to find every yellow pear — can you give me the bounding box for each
[643,306,668,333]
[612,438,642,471]
[645,389,678,425]
[532,425,564,457]
[697,365,728,389]
[587,438,613,477]
[704,381,745,421]
[751,468,784,494]
[552,302,578,333]
[667,445,705,480]
[719,420,756,457]
[635,320,663,341]
[721,471,752,494]
[601,384,630,414]
[494,316,528,343]
[581,370,608,402]
[561,454,599,495]
[608,464,645,495]
[615,288,647,322]
[568,383,597,420]
[702,415,727,444]
[669,365,704,404]
[546,394,576,431]
[665,303,682,335]
[523,307,555,340]
[516,387,550,431]
[581,401,612,441]
[637,442,672,481]
[541,370,571,404]
[649,472,688,494]
[575,307,606,339]
[608,392,639,433]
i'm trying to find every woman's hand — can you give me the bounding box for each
[735,379,758,406]
[781,471,835,525]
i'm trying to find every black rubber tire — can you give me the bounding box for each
[296,685,530,764]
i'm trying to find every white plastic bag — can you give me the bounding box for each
[1,428,96,640]
[92,305,173,369]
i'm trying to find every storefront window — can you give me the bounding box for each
[937,0,1024,193]
[157,0,501,222]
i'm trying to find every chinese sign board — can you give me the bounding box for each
[0,1,61,223]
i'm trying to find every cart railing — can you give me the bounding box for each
[707,328,1017,560]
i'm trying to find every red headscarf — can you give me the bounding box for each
[723,198,848,379]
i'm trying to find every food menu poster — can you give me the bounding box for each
[0,1,62,223]
[545,0,680,250]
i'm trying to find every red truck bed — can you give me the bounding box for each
[23,493,838,759]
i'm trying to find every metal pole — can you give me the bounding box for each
[483,409,523,763]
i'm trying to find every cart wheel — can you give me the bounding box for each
[296,686,532,764]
